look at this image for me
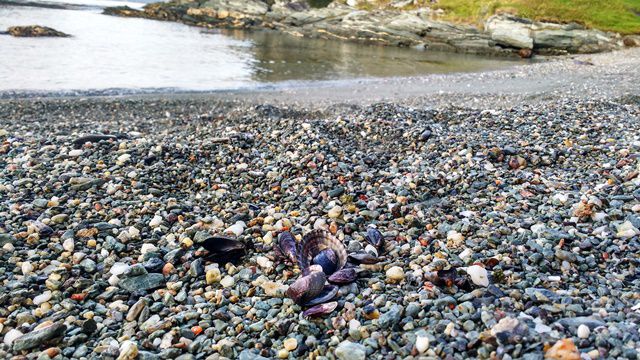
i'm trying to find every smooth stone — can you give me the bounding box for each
[13,322,66,351]
[119,273,165,292]
[335,340,366,360]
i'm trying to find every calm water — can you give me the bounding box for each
[0,0,524,95]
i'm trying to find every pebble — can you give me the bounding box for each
[385,266,405,283]
[466,265,489,287]
[3,329,23,346]
[220,276,235,288]
[415,335,429,353]
[577,324,590,339]
[117,340,139,360]
[335,340,366,360]
[283,338,298,351]
[33,291,52,305]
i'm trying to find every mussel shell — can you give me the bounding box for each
[299,229,347,271]
[303,301,338,318]
[312,249,338,275]
[365,227,384,249]
[286,271,326,305]
[348,251,382,264]
[73,134,118,148]
[304,285,338,307]
[277,231,298,264]
[327,267,358,284]
[200,236,246,264]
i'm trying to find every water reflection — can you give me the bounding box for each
[0,2,523,93]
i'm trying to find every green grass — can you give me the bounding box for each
[350,0,640,34]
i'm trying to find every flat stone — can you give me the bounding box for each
[13,322,66,351]
[119,273,165,292]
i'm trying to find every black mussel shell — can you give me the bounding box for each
[73,134,117,148]
[327,267,358,284]
[348,251,382,264]
[286,271,326,305]
[365,227,384,249]
[200,236,246,264]
[303,301,338,318]
[312,249,338,275]
[299,229,347,271]
[304,285,338,307]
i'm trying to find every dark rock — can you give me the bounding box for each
[7,25,70,37]
[13,322,66,351]
[119,273,165,292]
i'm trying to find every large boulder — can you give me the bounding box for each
[485,15,533,49]
[532,22,618,53]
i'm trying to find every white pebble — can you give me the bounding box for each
[141,243,158,255]
[110,262,130,276]
[256,256,274,270]
[577,324,590,339]
[21,262,34,275]
[33,291,52,305]
[466,265,489,287]
[415,335,429,353]
[63,238,75,252]
[117,153,131,163]
[3,329,23,346]
[220,276,235,288]
[68,149,83,157]
[446,230,464,245]
[386,266,405,282]
[327,206,342,219]
[225,221,245,237]
[149,215,163,228]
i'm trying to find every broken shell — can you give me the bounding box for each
[286,271,326,305]
[327,267,358,284]
[466,265,489,287]
[303,301,338,318]
[298,229,347,271]
[304,285,338,307]
[277,231,298,264]
[200,236,246,264]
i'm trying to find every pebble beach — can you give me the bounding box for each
[1,49,640,360]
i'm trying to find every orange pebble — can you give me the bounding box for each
[191,326,203,336]
[71,293,86,301]
[162,263,175,276]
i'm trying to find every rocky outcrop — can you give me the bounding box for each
[104,1,625,56]
[485,14,621,54]
[6,25,70,37]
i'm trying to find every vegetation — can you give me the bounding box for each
[347,0,640,34]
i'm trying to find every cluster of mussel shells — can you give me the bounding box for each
[192,226,384,318]
[277,227,385,318]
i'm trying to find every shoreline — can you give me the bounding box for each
[2,47,639,108]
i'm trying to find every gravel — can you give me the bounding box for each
[0,56,639,359]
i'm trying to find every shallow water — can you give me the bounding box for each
[0,0,526,95]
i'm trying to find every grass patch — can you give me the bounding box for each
[348,0,640,34]
[434,0,640,34]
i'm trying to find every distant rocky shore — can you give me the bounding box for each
[104,0,640,57]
